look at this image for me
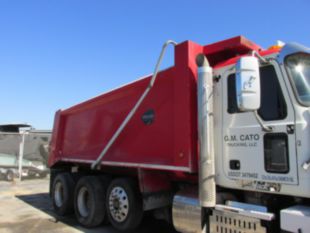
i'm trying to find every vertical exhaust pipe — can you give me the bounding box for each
[196,54,216,208]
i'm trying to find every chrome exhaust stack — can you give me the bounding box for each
[171,54,215,233]
[196,54,216,208]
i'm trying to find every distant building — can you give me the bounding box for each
[0,123,51,181]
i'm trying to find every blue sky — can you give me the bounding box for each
[0,0,309,129]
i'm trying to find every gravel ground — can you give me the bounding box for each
[0,178,176,233]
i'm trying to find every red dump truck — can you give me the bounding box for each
[48,36,310,233]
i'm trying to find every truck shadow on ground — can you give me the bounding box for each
[15,193,177,233]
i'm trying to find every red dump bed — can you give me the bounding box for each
[48,36,262,173]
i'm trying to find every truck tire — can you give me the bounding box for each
[6,170,14,182]
[106,178,143,232]
[74,176,107,227]
[51,173,75,216]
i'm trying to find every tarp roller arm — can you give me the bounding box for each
[91,40,177,170]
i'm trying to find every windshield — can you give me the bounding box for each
[286,53,310,106]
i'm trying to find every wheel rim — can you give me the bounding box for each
[109,187,129,223]
[77,186,91,218]
[54,181,64,207]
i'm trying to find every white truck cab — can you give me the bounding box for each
[211,43,310,232]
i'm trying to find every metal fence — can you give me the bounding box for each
[0,130,51,181]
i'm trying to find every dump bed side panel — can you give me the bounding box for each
[49,41,203,173]
[63,70,175,165]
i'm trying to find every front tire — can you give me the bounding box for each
[51,173,75,216]
[74,176,108,228]
[106,178,143,232]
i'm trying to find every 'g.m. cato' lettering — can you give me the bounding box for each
[224,134,260,142]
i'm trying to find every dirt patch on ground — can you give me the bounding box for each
[0,179,175,233]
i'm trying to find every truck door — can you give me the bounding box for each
[222,61,298,189]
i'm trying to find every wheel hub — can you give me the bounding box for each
[109,187,129,222]
[113,198,120,209]
[77,187,90,217]
[54,181,64,207]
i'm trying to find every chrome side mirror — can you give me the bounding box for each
[236,56,261,111]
